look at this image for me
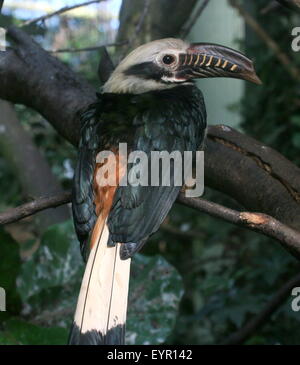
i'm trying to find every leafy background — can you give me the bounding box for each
[0,0,300,345]
[0,222,183,344]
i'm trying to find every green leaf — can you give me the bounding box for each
[15,220,184,344]
[292,133,300,149]
[0,228,22,315]
[291,115,300,128]
[126,254,184,345]
[0,318,68,345]
[0,221,84,345]
[18,220,183,345]
[17,220,84,329]
[18,220,84,302]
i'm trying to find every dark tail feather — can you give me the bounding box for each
[68,322,125,345]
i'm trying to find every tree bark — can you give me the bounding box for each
[0,26,300,231]
[0,26,96,146]
[206,125,300,230]
[0,192,71,226]
[117,0,198,53]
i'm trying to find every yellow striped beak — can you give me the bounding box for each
[179,43,262,85]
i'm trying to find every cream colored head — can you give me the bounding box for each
[103,38,190,94]
[103,38,261,94]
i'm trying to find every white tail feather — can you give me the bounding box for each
[73,222,131,342]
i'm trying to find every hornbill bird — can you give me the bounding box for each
[69,38,260,345]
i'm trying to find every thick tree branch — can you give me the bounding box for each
[22,0,105,27]
[1,27,300,233]
[221,272,300,345]
[0,26,95,146]
[206,125,300,230]
[0,192,71,226]
[0,0,4,14]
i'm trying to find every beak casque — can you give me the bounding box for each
[178,43,261,85]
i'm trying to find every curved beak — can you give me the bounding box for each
[177,43,262,85]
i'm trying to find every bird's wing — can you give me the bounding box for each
[73,87,206,260]
[107,92,206,258]
[72,102,101,260]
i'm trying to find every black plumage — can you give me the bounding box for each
[72,84,207,260]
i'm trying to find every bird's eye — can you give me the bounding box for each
[162,55,176,65]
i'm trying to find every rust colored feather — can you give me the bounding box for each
[90,149,126,249]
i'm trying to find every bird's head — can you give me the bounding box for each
[103,38,261,94]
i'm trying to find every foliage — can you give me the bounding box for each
[0,222,183,345]
[127,254,183,345]
[154,191,300,345]
[242,0,300,163]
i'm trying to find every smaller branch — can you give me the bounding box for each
[2,190,300,262]
[181,0,211,38]
[49,41,127,54]
[134,0,151,36]
[177,193,300,260]
[0,192,71,225]
[22,0,105,27]
[276,0,300,12]
[229,0,300,82]
[121,0,151,57]
[0,0,4,15]
[260,1,281,14]
[221,272,300,345]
